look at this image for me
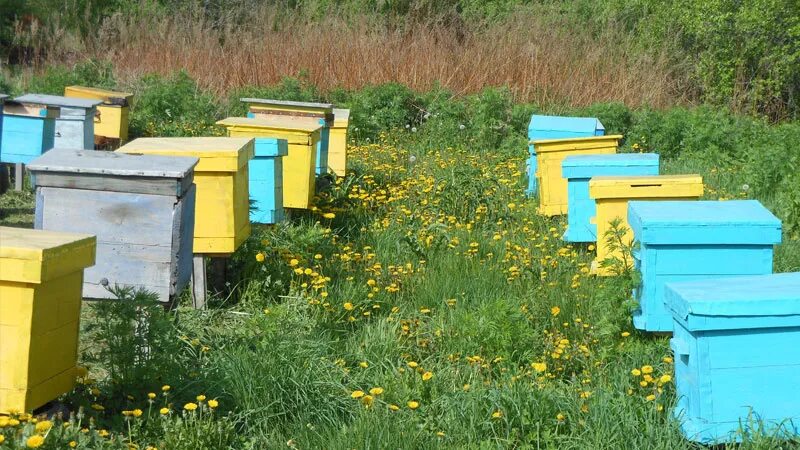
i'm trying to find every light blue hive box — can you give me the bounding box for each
[0,94,7,150]
[14,94,101,150]
[1,97,60,164]
[665,272,800,444]
[249,138,288,224]
[526,115,604,196]
[562,153,659,242]
[628,200,782,332]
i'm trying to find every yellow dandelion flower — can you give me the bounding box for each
[98,429,109,438]
[351,390,365,399]
[322,212,336,219]
[407,361,418,368]
[389,404,400,411]
[556,413,566,422]
[659,374,672,384]
[631,368,642,376]
[646,394,656,401]
[196,394,206,402]
[359,361,369,368]
[184,402,198,411]
[147,392,156,399]
[361,395,374,407]
[551,306,561,317]
[26,435,45,448]
[531,362,547,373]
[289,258,299,266]
[491,410,503,419]
[160,407,170,415]
[255,252,265,262]
[407,400,420,410]
[463,384,470,391]
[161,385,171,392]
[132,409,143,418]
[422,371,433,381]
[369,387,384,396]
[208,399,219,408]
[641,365,654,374]
[69,441,77,448]
[621,332,631,337]
[0,436,4,445]
[34,420,52,432]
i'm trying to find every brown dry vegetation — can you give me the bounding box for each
[17,7,687,107]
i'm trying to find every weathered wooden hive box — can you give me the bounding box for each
[561,153,659,243]
[1,98,59,164]
[527,115,605,196]
[535,135,621,216]
[217,116,321,210]
[117,137,254,255]
[329,108,350,176]
[14,94,101,150]
[664,272,800,444]
[250,138,288,224]
[0,226,95,413]
[629,199,781,332]
[241,98,333,175]
[588,174,703,276]
[28,149,198,302]
[64,86,133,143]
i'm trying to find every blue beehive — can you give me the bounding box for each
[14,94,100,150]
[562,153,659,242]
[1,98,60,164]
[0,94,7,149]
[665,272,800,444]
[526,115,604,196]
[250,138,288,224]
[628,200,782,332]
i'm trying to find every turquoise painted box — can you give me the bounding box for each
[562,153,659,242]
[665,272,800,444]
[526,115,604,196]
[250,138,288,224]
[628,200,782,332]
[15,94,100,150]
[1,98,60,164]
[0,94,7,151]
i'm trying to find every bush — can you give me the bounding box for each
[26,59,116,95]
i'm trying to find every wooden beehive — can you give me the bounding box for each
[64,86,133,143]
[0,226,96,413]
[14,94,100,150]
[665,272,800,444]
[116,137,254,255]
[328,108,350,176]
[0,98,59,164]
[629,199,781,332]
[527,115,605,196]
[249,138,288,224]
[241,98,333,175]
[217,116,321,210]
[535,135,622,216]
[28,149,198,303]
[561,153,659,243]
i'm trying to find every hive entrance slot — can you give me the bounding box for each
[630,183,662,188]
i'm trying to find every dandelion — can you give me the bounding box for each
[98,430,110,438]
[255,252,265,262]
[579,391,592,399]
[161,385,171,392]
[361,395,374,407]
[369,387,384,395]
[621,332,631,337]
[641,365,654,374]
[196,394,206,402]
[148,392,156,399]
[34,420,52,432]
[359,361,369,368]
[422,371,433,381]
[556,413,566,422]
[631,368,641,376]
[531,362,547,373]
[322,212,336,219]
[0,436,4,445]
[351,390,365,399]
[184,403,198,411]
[389,404,400,411]
[160,407,170,415]
[26,435,45,448]
[659,374,672,384]
[289,258,299,266]
[492,410,503,419]
[132,409,143,418]
[420,307,431,314]
[646,394,656,402]
[407,400,420,410]
[208,399,219,409]
[551,306,561,316]
[407,361,419,368]
[463,384,470,391]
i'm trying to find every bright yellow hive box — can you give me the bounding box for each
[534,135,622,216]
[589,174,704,276]
[328,108,350,176]
[217,117,322,210]
[64,85,133,142]
[0,226,96,413]
[116,137,254,255]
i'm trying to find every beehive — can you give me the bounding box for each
[249,138,288,224]
[241,98,333,175]
[535,135,621,216]
[328,108,350,176]
[216,116,321,209]
[64,86,133,142]
[14,94,100,150]
[117,137,254,255]
[665,272,800,444]
[526,115,605,196]
[28,149,198,303]
[588,175,703,276]
[0,98,59,164]
[0,94,7,163]
[561,153,659,243]
[629,200,781,332]
[0,226,95,413]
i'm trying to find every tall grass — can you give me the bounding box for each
[15,6,683,108]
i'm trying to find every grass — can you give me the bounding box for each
[1,118,798,448]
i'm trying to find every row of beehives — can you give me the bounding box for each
[0,93,351,414]
[526,114,800,444]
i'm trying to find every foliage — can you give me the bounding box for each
[25,59,116,95]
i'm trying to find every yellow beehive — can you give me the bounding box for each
[534,135,622,216]
[64,86,133,143]
[0,226,95,413]
[116,137,254,255]
[216,117,321,210]
[328,108,350,176]
[589,174,704,276]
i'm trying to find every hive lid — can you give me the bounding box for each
[562,153,659,178]
[589,174,703,199]
[528,115,604,136]
[0,226,95,283]
[116,137,254,172]
[241,98,333,110]
[532,134,623,150]
[333,108,350,126]
[253,138,289,157]
[0,94,8,102]
[665,272,800,330]
[628,200,782,245]
[15,93,102,110]
[64,85,133,106]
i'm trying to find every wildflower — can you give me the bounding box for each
[437,431,446,437]
[289,258,299,266]
[91,403,105,411]
[463,384,470,391]
[556,413,565,422]
[361,395,374,407]
[34,420,52,432]
[550,306,561,317]
[343,302,354,311]
[407,400,420,410]
[531,362,547,373]
[0,436,4,444]
[359,361,369,368]
[631,368,641,376]
[161,385,171,392]
[579,391,592,399]
[132,409,143,418]
[659,374,672,384]
[420,307,431,314]
[621,332,631,337]
[160,407,170,415]
[322,212,336,219]
[407,361,419,368]
[26,435,45,448]
[587,244,595,251]
[69,441,77,448]
[492,410,503,419]
[208,399,219,409]
[641,365,654,374]
[184,402,198,411]
[98,430,110,438]
[422,371,433,381]
[389,404,400,411]
[148,392,156,399]
[196,394,206,402]
[369,387,384,396]
[255,252,266,262]
[646,394,656,402]
[351,390,365,399]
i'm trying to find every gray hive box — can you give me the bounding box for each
[28,149,199,303]
[15,94,102,150]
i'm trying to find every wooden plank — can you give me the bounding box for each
[27,148,197,179]
[171,184,196,298]
[14,94,101,110]
[33,173,188,196]
[191,255,207,309]
[14,163,23,190]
